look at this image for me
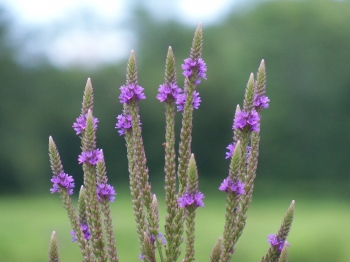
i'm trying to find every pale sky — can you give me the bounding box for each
[2,0,244,68]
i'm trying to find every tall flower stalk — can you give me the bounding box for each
[174,23,207,262]
[157,46,180,262]
[177,23,206,196]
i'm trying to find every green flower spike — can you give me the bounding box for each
[177,23,203,196]
[48,231,60,262]
[161,47,180,262]
[184,154,201,262]
[82,110,106,261]
[261,200,295,262]
[210,237,222,262]
[173,23,204,262]
[256,59,266,99]
[78,186,88,227]
[278,244,289,262]
[81,78,94,115]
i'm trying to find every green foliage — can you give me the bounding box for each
[1,1,350,196]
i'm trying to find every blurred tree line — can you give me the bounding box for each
[1,1,349,197]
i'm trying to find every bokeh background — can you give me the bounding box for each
[1,0,350,261]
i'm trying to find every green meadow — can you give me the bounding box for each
[1,192,349,261]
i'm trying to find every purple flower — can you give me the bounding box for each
[115,114,142,135]
[267,234,290,252]
[219,178,245,195]
[156,83,181,102]
[218,178,230,192]
[150,234,156,244]
[138,254,144,260]
[178,192,204,208]
[254,94,270,109]
[149,232,166,246]
[176,91,201,111]
[225,143,251,160]
[96,183,116,202]
[225,143,235,159]
[71,224,91,242]
[50,172,75,195]
[73,114,99,135]
[119,83,146,104]
[233,109,260,132]
[231,181,246,195]
[115,114,132,135]
[158,233,167,245]
[181,57,207,84]
[78,149,103,165]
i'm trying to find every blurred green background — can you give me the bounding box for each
[1,0,350,261]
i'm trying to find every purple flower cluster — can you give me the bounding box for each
[119,83,146,104]
[50,172,75,195]
[115,114,132,135]
[267,234,290,252]
[178,192,204,208]
[73,114,99,135]
[254,94,270,109]
[71,224,91,242]
[78,149,103,165]
[175,91,201,111]
[219,178,245,195]
[233,109,260,132]
[96,183,116,202]
[182,57,207,84]
[156,83,181,102]
[225,143,251,160]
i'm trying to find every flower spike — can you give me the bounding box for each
[48,231,60,262]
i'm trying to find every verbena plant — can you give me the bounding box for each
[48,24,294,262]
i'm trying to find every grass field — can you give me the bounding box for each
[1,192,349,261]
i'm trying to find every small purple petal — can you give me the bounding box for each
[73,114,99,135]
[225,143,235,159]
[150,234,156,244]
[267,234,279,246]
[219,178,230,192]
[70,230,77,242]
[158,233,167,245]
